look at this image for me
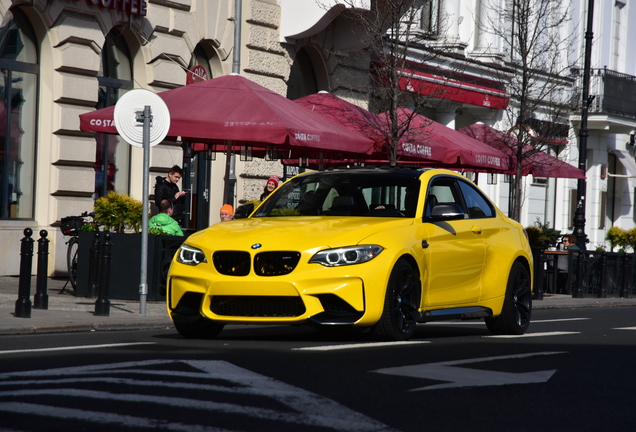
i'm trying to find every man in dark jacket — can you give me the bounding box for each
[154,165,186,224]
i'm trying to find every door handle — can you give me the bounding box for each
[471,225,483,234]
[422,240,430,249]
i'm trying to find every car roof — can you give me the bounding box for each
[296,166,436,179]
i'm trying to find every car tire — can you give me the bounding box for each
[371,258,421,341]
[174,318,224,339]
[485,262,532,335]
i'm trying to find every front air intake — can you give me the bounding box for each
[254,251,301,276]
[212,251,251,276]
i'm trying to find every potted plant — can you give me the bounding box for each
[76,191,188,301]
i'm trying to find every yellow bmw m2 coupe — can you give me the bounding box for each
[167,168,533,341]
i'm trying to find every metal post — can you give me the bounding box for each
[139,105,151,315]
[232,0,242,75]
[598,252,607,298]
[574,251,584,298]
[95,232,112,316]
[572,0,595,269]
[619,254,629,298]
[15,228,34,318]
[34,230,49,310]
[533,250,544,301]
[87,232,102,298]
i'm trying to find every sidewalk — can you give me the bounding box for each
[2,276,636,336]
[0,276,173,336]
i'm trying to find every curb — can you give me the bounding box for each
[0,320,174,336]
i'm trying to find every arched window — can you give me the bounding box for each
[93,28,133,198]
[0,8,38,219]
[287,48,318,100]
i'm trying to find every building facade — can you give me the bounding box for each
[1,0,635,277]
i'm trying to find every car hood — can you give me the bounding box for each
[186,217,414,251]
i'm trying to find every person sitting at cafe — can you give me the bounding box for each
[556,234,580,294]
[149,199,184,236]
[562,234,580,251]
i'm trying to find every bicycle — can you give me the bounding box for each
[60,211,95,293]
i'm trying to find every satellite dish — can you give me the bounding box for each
[114,89,171,147]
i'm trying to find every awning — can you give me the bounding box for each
[612,150,636,178]
[396,68,510,110]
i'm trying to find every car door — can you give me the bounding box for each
[421,176,488,307]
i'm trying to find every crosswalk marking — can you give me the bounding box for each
[0,359,397,432]
[485,331,580,338]
[0,342,155,355]
[293,341,429,351]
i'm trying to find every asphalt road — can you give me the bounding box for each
[1,307,636,432]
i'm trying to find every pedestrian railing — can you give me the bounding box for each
[533,249,636,299]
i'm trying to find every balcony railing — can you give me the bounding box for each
[575,67,636,119]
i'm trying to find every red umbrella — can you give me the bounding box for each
[458,123,586,179]
[284,102,508,171]
[79,75,375,156]
[294,92,383,146]
[378,108,508,170]
[293,94,460,165]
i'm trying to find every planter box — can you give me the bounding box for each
[75,231,188,301]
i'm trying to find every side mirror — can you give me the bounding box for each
[428,203,465,222]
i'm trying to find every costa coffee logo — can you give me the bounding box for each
[75,0,148,17]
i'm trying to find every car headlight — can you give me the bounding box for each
[177,244,207,266]
[309,245,383,267]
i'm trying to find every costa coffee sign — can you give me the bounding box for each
[186,66,208,85]
[75,0,147,16]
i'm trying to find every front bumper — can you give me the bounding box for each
[167,264,387,327]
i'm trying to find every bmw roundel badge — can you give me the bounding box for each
[251,243,262,249]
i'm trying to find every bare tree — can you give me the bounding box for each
[318,0,458,166]
[478,0,578,220]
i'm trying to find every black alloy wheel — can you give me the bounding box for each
[372,258,421,341]
[485,262,532,335]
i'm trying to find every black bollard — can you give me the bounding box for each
[15,228,34,318]
[95,232,112,316]
[572,252,584,298]
[619,254,630,299]
[533,251,544,301]
[598,252,607,298]
[34,230,50,309]
[86,232,102,299]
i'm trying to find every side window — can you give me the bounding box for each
[426,178,463,218]
[458,181,495,219]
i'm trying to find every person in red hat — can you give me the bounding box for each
[260,175,280,200]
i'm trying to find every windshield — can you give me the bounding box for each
[253,171,421,218]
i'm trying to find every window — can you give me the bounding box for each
[633,188,636,224]
[487,173,497,185]
[569,189,577,229]
[93,29,133,199]
[611,2,626,70]
[253,171,421,218]
[0,9,38,219]
[458,180,495,219]
[426,176,495,220]
[532,177,547,185]
[599,191,606,229]
[420,0,440,36]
